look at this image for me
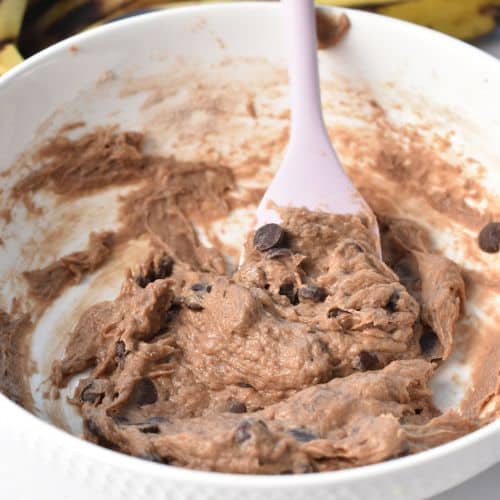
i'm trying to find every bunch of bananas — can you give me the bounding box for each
[1,0,500,76]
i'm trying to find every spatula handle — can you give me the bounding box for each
[282,0,329,144]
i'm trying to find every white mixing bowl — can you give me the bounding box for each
[1,3,500,499]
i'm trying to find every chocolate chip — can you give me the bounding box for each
[228,401,247,414]
[253,223,285,251]
[338,316,354,330]
[279,282,293,296]
[419,327,439,358]
[80,383,104,404]
[115,340,126,358]
[237,382,253,389]
[385,291,400,313]
[298,285,327,302]
[135,256,174,288]
[415,408,423,415]
[191,282,211,293]
[135,275,147,288]
[279,282,299,305]
[328,307,348,318]
[185,297,204,311]
[140,424,160,434]
[266,247,293,259]
[157,256,174,278]
[289,428,318,443]
[478,222,500,253]
[234,420,252,443]
[132,378,158,406]
[352,351,379,371]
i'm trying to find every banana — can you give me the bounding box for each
[19,0,128,55]
[90,0,229,25]
[0,43,23,75]
[19,0,225,55]
[0,0,27,43]
[375,0,500,40]
[0,0,28,75]
[318,1,403,6]
[318,0,500,40]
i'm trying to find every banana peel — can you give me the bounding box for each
[93,0,229,25]
[0,0,28,42]
[0,0,27,76]
[375,0,500,40]
[18,0,222,56]
[0,43,24,75]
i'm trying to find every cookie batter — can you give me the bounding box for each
[48,163,471,472]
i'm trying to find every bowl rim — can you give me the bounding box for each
[1,0,499,487]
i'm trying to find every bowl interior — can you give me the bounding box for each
[0,2,499,448]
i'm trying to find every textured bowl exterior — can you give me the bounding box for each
[1,4,500,499]
[2,396,500,500]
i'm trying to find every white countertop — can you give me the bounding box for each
[430,29,500,500]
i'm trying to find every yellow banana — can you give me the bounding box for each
[0,0,28,76]
[375,0,500,40]
[19,0,127,55]
[318,1,403,6]
[318,0,500,40]
[0,0,27,42]
[0,43,23,75]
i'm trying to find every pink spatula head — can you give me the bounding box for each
[253,0,379,250]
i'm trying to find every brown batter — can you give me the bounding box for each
[2,122,492,474]
[32,125,473,473]
[24,231,114,302]
[316,10,351,50]
[0,310,34,407]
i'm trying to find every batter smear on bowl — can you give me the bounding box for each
[20,128,476,474]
